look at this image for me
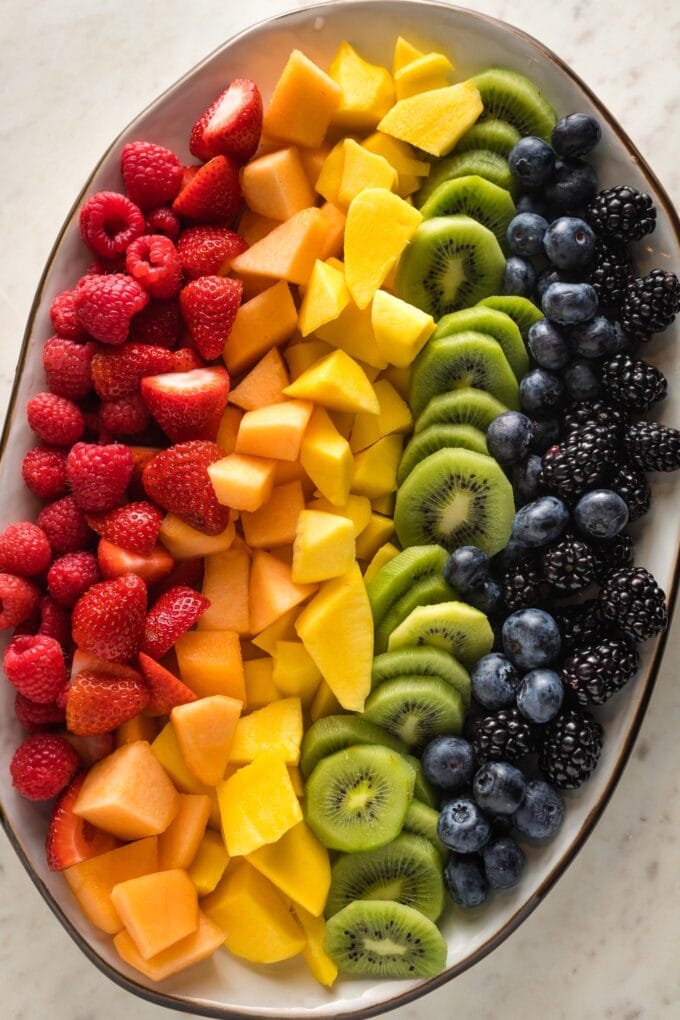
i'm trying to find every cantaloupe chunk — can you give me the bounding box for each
[116,714,158,747]
[299,143,331,188]
[159,515,235,560]
[249,550,316,633]
[230,207,328,286]
[372,288,435,366]
[264,50,341,148]
[363,541,400,583]
[238,208,279,246]
[251,606,300,655]
[241,147,315,221]
[198,543,250,634]
[337,139,397,207]
[273,459,314,495]
[271,641,322,705]
[229,697,303,766]
[284,350,379,415]
[298,260,350,337]
[247,821,330,917]
[158,794,212,870]
[235,400,313,462]
[295,905,338,987]
[228,347,289,412]
[355,512,395,560]
[318,202,346,261]
[151,723,220,828]
[352,434,404,500]
[394,52,454,100]
[378,79,483,156]
[224,281,298,375]
[292,509,355,584]
[172,696,242,787]
[243,657,279,710]
[215,406,242,455]
[393,35,424,73]
[111,869,198,959]
[175,631,245,701]
[329,41,394,130]
[310,679,344,721]
[113,911,223,981]
[299,408,353,507]
[241,480,305,549]
[234,270,280,300]
[315,297,387,370]
[217,751,303,858]
[344,188,423,308]
[64,837,159,934]
[188,831,230,896]
[74,741,179,841]
[208,453,277,512]
[350,379,413,452]
[307,494,372,536]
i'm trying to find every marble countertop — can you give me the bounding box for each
[1,1,679,1017]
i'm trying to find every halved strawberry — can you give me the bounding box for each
[71,574,148,663]
[64,731,115,766]
[173,348,205,372]
[180,276,242,360]
[172,155,242,225]
[66,669,149,735]
[86,501,163,556]
[91,343,176,400]
[142,585,209,659]
[198,79,263,164]
[141,440,229,535]
[138,651,197,715]
[141,367,230,442]
[176,226,248,280]
[46,771,118,871]
[70,648,141,681]
[128,446,160,499]
[97,539,174,585]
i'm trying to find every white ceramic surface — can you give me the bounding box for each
[0,3,678,1018]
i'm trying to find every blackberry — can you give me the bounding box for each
[624,420,680,472]
[540,422,617,501]
[591,533,635,581]
[563,400,625,437]
[499,565,548,612]
[538,707,603,789]
[599,566,668,642]
[561,637,640,706]
[608,463,651,521]
[601,353,667,413]
[552,600,609,653]
[621,269,680,340]
[541,534,596,593]
[586,186,656,242]
[586,237,634,312]
[468,707,536,763]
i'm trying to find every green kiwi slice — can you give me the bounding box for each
[387,601,494,668]
[455,118,521,156]
[394,447,514,556]
[478,295,543,339]
[372,647,471,708]
[399,424,489,485]
[409,332,520,417]
[432,306,529,379]
[323,899,447,978]
[395,215,505,319]
[326,834,445,922]
[300,715,406,778]
[417,150,514,206]
[473,68,557,139]
[305,744,414,853]
[415,388,509,434]
[404,801,447,863]
[363,676,465,750]
[367,544,449,626]
[375,576,454,654]
[419,175,516,249]
[402,754,438,807]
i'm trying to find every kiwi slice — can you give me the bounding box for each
[363,676,465,750]
[372,647,472,708]
[402,754,437,808]
[387,601,494,668]
[305,744,414,853]
[395,216,505,319]
[300,715,406,778]
[417,150,514,206]
[323,899,447,979]
[455,118,521,156]
[394,447,514,556]
[473,68,557,139]
[432,306,529,379]
[375,576,454,654]
[326,834,445,922]
[478,295,543,339]
[415,387,509,434]
[398,424,489,485]
[404,801,447,863]
[409,332,520,417]
[367,544,448,627]
[419,176,516,249]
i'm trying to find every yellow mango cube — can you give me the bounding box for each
[208,453,276,512]
[292,509,355,584]
[113,912,223,981]
[175,631,245,702]
[299,407,353,508]
[310,679,343,721]
[393,35,424,73]
[337,139,397,207]
[362,541,401,584]
[380,362,412,399]
[251,606,300,655]
[158,514,235,560]
[372,288,435,366]
[306,494,372,536]
[315,296,388,369]
[344,188,423,308]
[241,147,315,221]
[172,696,242,786]
[111,869,198,960]
[329,41,394,130]
[352,434,404,499]
[284,350,379,414]
[249,550,317,634]
[247,821,330,916]
[158,794,212,870]
[264,50,341,148]
[355,512,395,561]
[217,751,303,857]
[315,140,346,205]
[243,657,279,710]
[350,379,413,452]
[229,697,303,766]
[151,723,220,828]
[372,491,396,515]
[298,259,350,337]
[295,905,338,987]
[378,79,483,156]
[363,132,430,177]
[394,52,454,100]
[188,831,230,896]
[271,641,322,705]
[284,339,334,380]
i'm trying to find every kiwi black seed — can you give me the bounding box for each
[419,175,516,249]
[363,676,465,750]
[414,387,509,434]
[432,305,529,379]
[409,332,520,416]
[472,68,557,139]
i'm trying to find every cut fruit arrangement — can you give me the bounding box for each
[3,28,679,989]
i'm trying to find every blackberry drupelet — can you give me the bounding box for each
[561,637,640,706]
[608,463,651,521]
[538,707,603,789]
[599,566,668,642]
[624,420,680,472]
[499,564,548,612]
[468,707,537,763]
[586,238,634,312]
[601,353,667,413]
[552,600,609,653]
[540,423,617,501]
[563,400,625,437]
[586,186,656,242]
[621,269,680,340]
[541,534,596,593]
[591,533,635,581]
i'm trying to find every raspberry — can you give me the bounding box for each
[43,337,95,400]
[4,634,67,703]
[22,446,69,501]
[99,394,150,436]
[145,206,181,241]
[38,595,72,646]
[27,392,85,447]
[0,573,40,629]
[37,496,92,554]
[66,442,134,512]
[50,289,88,341]
[14,693,66,732]
[9,733,79,800]
[74,273,149,346]
[47,552,100,608]
[0,522,52,577]
[121,141,183,211]
[125,234,182,299]
[176,225,248,279]
[79,190,145,258]
[128,298,182,347]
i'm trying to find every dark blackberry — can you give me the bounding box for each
[499,565,548,612]
[624,420,680,472]
[621,269,680,340]
[562,637,639,706]
[541,534,596,593]
[540,422,617,501]
[562,400,625,438]
[608,464,651,521]
[599,566,668,642]
[586,238,634,312]
[601,353,667,413]
[586,186,656,242]
[468,707,537,763]
[538,707,603,789]
[552,600,609,653]
[591,533,635,581]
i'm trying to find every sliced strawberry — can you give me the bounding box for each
[86,501,163,556]
[172,155,242,225]
[180,276,242,360]
[176,226,248,280]
[142,440,229,535]
[70,648,141,681]
[189,100,218,163]
[63,731,115,766]
[141,367,230,443]
[97,539,174,585]
[91,342,176,401]
[138,651,197,715]
[66,669,149,735]
[173,348,205,372]
[46,771,118,871]
[142,585,209,659]
[200,79,263,164]
[71,574,147,663]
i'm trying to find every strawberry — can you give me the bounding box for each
[91,342,176,400]
[63,731,115,766]
[173,347,205,372]
[198,79,263,164]
[71,574,147,663]
[128,446,161,498]
[176,226,248,280]
[180,276,242,360]
[69,647,142,682]
[172,155,242,225]
[97,539,174,585]
[128,297,183,348]
[138,651,197,715]
[142,440,229,535]
[66,669,149,735]
[150,557,204,601]
[46,772,118,870]
[85,501,163,556]
[141,366,230,442]
[142,585,209,659]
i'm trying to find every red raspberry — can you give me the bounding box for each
[37,496,92,554]
[0,573,40,629]
[50,290,88,341]
[176,225,248,279]
[125,234,182,299]
[0,522,52,577]
[43,337,95,400]
[91,342,176,400]
[66,442,134,512]
[27,392,85,447]
[145,207,180,241]
[10,733,79,800]
[121,141,183,211]
[79,190,145,258]
[47,552,100,608]
[38,595,72,646]
[128,298,182,347]
[4,634,67,703]
[22,446,69,501]
[56,684,70,710]
[15,693,66,732]
[74,273,149,346]
[99,394,150,436]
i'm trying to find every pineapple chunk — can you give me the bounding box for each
[372,289,435,366]
[344,189,422,309]
[299,407,353,507]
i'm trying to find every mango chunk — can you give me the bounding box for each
[229,697,303,766]
[372,491,396,515]
[247,821,330,917]
[208,453,276,513]
[310,679,344,721]
[64,837,158,934]
[229,347,289,412]
[380,362,412,399]
[352,434,404,500]
[235,399,313,462]
[217,751,303,857]
[316,140,346,205]
[172,696,242,786]
[362,541,400,584]
[158,794,211,870]
[224,281,298,375]
[292,509,355,584]
[338,139,397,206]
[298,259,350,337]
[111,869,198,960]
[241,147,315,221]
[363,132,430,177]
[249,550,316,634]
[251,606,300,655]
[329,41,394,130]
[378,79,483,156]
[199,543,250,635]
[114,910,223,981]
[315,295,387,369]
[284,350,379,414]
[264,50,341,148]
[299,407,353,508]
[355,512,395,561]
[175,631,245,701]
[116,714,158,746]
[306,494,372,536]
[285,339,333,380]
[242,657,279,710]
[295,905,338,987]
[230,207,329,286]
[393,35,424,73]
[394,52,454,100]
[350,379,413,452]
[159,515,235,560]
[372,288,435,366]
[188,831,230,896]
[271,640,322,705]
[344,189,422,308]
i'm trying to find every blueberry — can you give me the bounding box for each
[502,608,562,669]
[564,358,601,401]
[443,545,489,594]
[422,735,477,792]
[444,854,488,908]
[543,216,595,270]
[542,281,598,324]
[551,113,601,158]
[516,668,564,723]
[486,411,534,465]
[509,136,555,190]
[527,318,571,370]
[535,267,572,304]
[512,495,569,548]
[569,315,618,358]
[516,193,548,217]
[530,418,560,454]
[473,761,527,814]
[611,320,639,356]
[512,779,564,839]
[482,835,525,889]
[467,577,502,615]
[513,453,544,506]
[471,652,520,709]
[503,256,536,297]
[506,212,549,256]
[544,157,599,212]
[573,489,629,539]
[438,796,491,853]
[519,368,564,417]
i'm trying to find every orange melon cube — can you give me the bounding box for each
[208,453,276,512]
[151,722,220,828]
[216,406,242,455]
[238,208,279,246]
[299,144,331,188]
[175,631,245,701]
[217,751,303,857]
[158,514,235,560]
[234,270,280,300]
[229,697,303,766]
[230,207,329,286]
[114,911,223,981]
[273,459,315,498]
[241,480,305,548]
[235,400,313,462]
[251,606,300,655]
[64,837,159,934]
[116,714,158,746]
[172,695,243,786]
[264,50,341,149]
[111,869,198,960]
[242,147,315,221]
[188,831,230,895]
[73,741,179,841]
[228,347,289,412]
[158,794,211,870]
[198,543,250,634]
[249,550,316,633]
[243,657,279,710]
[318,202,347,260]
[224,281,298,374]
